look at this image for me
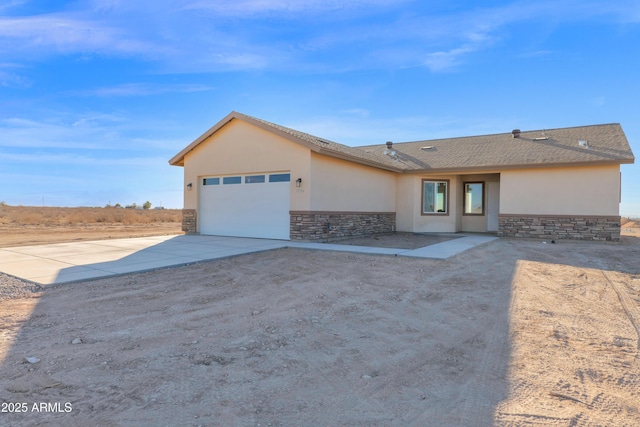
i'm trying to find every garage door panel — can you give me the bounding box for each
[199,176,290,240]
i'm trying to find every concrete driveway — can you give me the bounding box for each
[0,234,497,285]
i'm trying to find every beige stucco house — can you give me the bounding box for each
[169,111,635,241]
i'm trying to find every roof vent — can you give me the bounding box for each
[420,146,434,150]
[578,140,590,149]
[533,129,548,141]
[512,129,521,138]
[383,141,396,157]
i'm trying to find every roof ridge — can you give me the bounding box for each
[359,123,623,148]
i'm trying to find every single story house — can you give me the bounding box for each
[169,111,635,241]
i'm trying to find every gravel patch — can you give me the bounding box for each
[0,272,42,300]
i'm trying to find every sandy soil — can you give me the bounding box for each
[1,231,639,426]
[0,223,183,248]
[330,232,458,249]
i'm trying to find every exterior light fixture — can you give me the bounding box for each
[186,183,193,191]
[296,178,302,187]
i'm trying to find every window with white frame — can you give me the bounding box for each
[422,180,448,214]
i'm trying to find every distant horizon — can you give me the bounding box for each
[2,203,639,221]
[1,202,181,210]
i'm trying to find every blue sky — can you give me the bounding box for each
[1,0,639,215]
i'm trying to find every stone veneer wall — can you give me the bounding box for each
[498,214,621,241]
[182,209,197,234]
[290,211,396,241]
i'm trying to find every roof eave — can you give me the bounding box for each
[404,158,635,174]
[316,148,403,173]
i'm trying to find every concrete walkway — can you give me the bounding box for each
[0,234,497,285]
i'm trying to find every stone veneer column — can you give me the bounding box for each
[498,214,621,241]
[290,211,396,241]
[182,209,197,234]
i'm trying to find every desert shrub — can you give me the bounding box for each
[0,205,182,226]
[11,210,44,225]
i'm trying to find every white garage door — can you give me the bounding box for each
[199,173,291,240]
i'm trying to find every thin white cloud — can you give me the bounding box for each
[0,14,156,57]
[0,0,638,73]
[182,0,403,17]
[417,0,640,71]
[0,113,191,153]
[0,151,168,167]
[71,114,126,127]
[0,0,26,13]
[0,70,30,87]
[588,96,606,107]
[342,109,371,119]
[0,62,30,87]
[0,115,135,150]
[423,46,477,72]
[89,0,125,13]
[71,83,214,97]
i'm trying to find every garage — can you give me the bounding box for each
[199,172,291,240]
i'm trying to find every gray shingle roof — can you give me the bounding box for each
[169,111,635,172]
[359,124,635,172]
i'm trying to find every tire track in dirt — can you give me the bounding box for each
[495,261,640,426]
[602,271,640,350]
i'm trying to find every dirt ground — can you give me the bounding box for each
[0,223,183,248]
[330,232,458,249]
[1,229,639,426]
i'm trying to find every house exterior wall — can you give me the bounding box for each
[290,211,396,241]
[309,153,396,212]
[290,152,396,241]
[498,215,621,241]
[395,175,416,232]
[182,209,197,234]
[500,165,620,216]
[498,164,622,241]
[182,120,312,233]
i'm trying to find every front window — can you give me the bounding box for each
[464,182,484,215]
[422,180,448,214]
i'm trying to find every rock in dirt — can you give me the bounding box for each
[71,338,83,344]
[24,357,40,364]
